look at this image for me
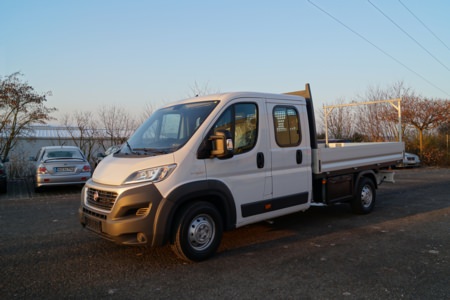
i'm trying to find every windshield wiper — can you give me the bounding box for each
[126,141,135,154]
[133,148,171,155]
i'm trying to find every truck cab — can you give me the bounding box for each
[80,91,314,261]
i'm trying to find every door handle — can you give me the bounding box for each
[296,150,303,164]
[257,152,264,168]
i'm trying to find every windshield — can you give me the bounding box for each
[125,101,218,155]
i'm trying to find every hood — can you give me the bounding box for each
[92,153,175,185]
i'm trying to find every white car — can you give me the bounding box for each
[31,146,92,192]
[398,152,421,167]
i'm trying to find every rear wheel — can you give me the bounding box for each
[351,177,376,214]
[171,202,223,262]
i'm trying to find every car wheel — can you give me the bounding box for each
[171,202,223,262]
[351,177,376,214]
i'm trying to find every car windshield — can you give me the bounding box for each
[125,101,218,155]
[43,150,84,161]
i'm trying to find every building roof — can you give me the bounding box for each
[1,125,123,139]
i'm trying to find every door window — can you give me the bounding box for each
[273,106,301,147]
[213,103,258,154]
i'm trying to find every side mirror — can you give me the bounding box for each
[209,130,234,159]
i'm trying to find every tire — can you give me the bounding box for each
[171,202,223,262]
[351,177,376,214]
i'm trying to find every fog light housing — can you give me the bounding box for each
[137,232,147,243]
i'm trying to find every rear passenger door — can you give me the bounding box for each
[266,101,311,209]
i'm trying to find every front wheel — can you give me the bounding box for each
[351,177,376,214]
[171,202,223,262]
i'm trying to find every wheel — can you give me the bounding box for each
[171,202,223,262]
[351,177,376,214]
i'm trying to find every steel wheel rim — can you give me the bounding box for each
[361,185,373,208]
[188,214,215,251]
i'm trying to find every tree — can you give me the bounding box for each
[354,102,398,142]
[139,102,155,124]
[97,105,138,150]
[354,81,408,142]
[0,72,56,161]
[188,81,219,97]
[60,111,99,162]
[320,99,355,140]
[402,96,450,156]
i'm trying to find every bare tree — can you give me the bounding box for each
[60,111,99,162]
[0,72,56,161]
[354,102,396,142]
[188,81,219,97]
[320,99,355,140]
[139,102,156,125]
[354,82,408,142]
[97,105,138,150]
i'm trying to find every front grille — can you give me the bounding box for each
[83,207,107,220]
[86,188,118,211]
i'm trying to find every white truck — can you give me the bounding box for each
[79,84,403,262]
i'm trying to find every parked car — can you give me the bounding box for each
[94,145,121,167]
[31,146,92,192]
[0,160,7,193]
[397,152,421,168]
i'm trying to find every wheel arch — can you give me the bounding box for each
[354,170,378,193]
[151,180,236,247]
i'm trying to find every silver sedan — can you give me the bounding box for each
[32,146,92,192]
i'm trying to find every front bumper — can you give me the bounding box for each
[79,180,163,246]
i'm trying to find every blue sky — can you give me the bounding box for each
[1,0,449,122]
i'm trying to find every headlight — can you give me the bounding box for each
[123,164,177,185]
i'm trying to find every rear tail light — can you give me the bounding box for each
[82,165,91,172]
[37,165,48,174]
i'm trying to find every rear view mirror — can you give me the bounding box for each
[209,130,234,159]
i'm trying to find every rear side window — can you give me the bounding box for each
[273,106,301,147]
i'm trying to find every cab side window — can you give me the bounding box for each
[273,106,301,147]
[213,103,258,154]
